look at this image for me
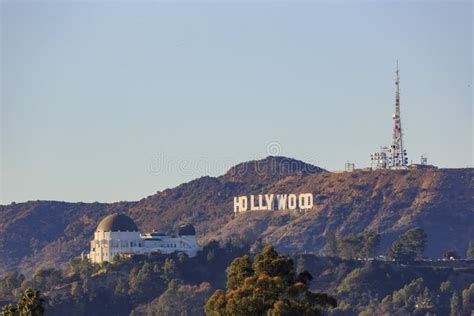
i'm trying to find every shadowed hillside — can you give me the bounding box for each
[0,156,472,275]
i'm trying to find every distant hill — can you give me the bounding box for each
[0,156,473,275]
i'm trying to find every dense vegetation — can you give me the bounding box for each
[1,288,45,316]
[1,234,473,315]
[295,255,474,315]
[205,244,337,315]
[325,231,381,259]
[0,240,249,316]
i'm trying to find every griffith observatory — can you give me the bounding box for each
[88,213,199,263]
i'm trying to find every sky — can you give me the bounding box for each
[1,1,472,204]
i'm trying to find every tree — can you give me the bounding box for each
[440,281,452,293]
[360,232,381,258]
[31,268,62,290]
[129,262,158,297]
[226,255,253,291]
[17,288,45,316]
[114,278,129,297]
[205,244,337,316]
[128,267,141,296]
[415,287,433,310]
[388,228,427,262]
[1,304,17,316]
[153,282,212,316]
[163,258,179,282]
[461,283,474,315]
[1,288,45,316]
[466,241,474,259]
[450,291,460,316]
[325,231,380,259]
[384,278,425,312]
[205,290,226,316]
[71,257,95,283]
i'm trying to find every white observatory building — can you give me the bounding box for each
[88,213,199,263]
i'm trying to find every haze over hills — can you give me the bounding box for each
[0,156,473,275]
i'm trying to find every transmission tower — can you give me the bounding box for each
[370,146,389,169]
[389,61,408,169]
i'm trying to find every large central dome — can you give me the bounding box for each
[96,214,138,232]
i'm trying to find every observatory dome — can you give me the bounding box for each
[96,213,138,232]
[178,224,196,236]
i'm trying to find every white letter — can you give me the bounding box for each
[258,195,264,210]
[265,194,274,211]
[234,196,248,213]
[250,195,259,211]
[240,196,248,212]
[288,194,297,210]
[276,194,287,210]
[233,196,240,213]
[299,193,313,210]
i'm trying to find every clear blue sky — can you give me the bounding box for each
[1,1,472,204]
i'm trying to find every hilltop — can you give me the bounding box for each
[0,156,473,275]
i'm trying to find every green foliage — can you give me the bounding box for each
[205,244,337,316]
[1,288,45,316]
[336,267,363,293]
[129,281,212,316]
[205,290,226,316]
[163,258,179,282]
[128,261,165,299]
[388,228,427,262]
[70,258,95,281]
[225,255,252,291]
[415,287,434,311]
[467,241,474,259]
[0,240,250,316]
[114,278,129,297]
[252,245,294,280]
[1,239,474,316]
[360,278,429,315]
[461,283,474,314]
[17,288,45,316]
[153,282,212,316]
[325,231,380,259]
[30,268,62,290]
[1,304,17,316]
[336,261,398,297]
[450,291,461,316]
[440,281,452,293]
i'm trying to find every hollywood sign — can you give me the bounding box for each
[233,193,313,214]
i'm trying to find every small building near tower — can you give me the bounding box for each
[88,213,199,263]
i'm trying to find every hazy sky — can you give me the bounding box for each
[1,1,472,204]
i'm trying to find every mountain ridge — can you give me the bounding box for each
[0,156,472,275]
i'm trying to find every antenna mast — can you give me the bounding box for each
[389,61,408,169]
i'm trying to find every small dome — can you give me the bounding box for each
[96,214,138,232]
[178,224,196,236]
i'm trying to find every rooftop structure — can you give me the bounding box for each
[88,213,199,263]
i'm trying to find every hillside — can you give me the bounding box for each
[0,242,250,315]
[1,244,473,316]
[0,156,473,275]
